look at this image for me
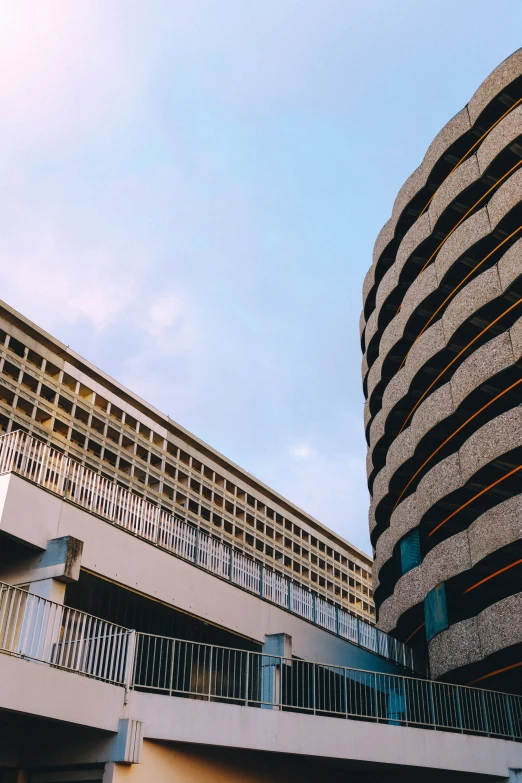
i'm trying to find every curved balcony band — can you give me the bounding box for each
[362,49,522,694]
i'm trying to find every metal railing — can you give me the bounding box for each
[132,633,522,741]
[0,580,521,743]
[0,581,131,685]
[0,429,424,674]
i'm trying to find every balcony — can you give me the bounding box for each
[0,429,424,674]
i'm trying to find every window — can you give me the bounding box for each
[57,395,73,414]
[53,419,68,437]
[16,397,33,417]
[21,373,38,393]
[45,361,60,378]
[27,349,43,368]
[73,406,88,425]
[62,373,77,392]
[8,337,25,358]
[2,361,20,381]
[71,430,85,448]
[91,416,105,435]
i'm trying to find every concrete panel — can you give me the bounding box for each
[0,653,123,732]
[0,474,61,549]
[0,474,402,675]
[129,691,522,777]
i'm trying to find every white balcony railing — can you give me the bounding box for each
[0,579,521,743]
[0,581,131,685]
[0,429,424,674]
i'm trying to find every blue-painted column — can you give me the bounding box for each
[386,679,406,726]
[261,633,292,710]
[424,582,448,642]
[399,529,421,575]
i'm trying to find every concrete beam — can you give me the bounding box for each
[0,653,124,733]
[0,474,403,674]
[0,535,83,586]
[130,690,522,778]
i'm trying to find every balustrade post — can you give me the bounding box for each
[480,690,490,736]
[312,593,317,624]
[356,617,361,647]
[61,452,72,498]
[259,564,264,598]
[278,656,283,710]
[245,651,250,706]
[169,638,176,696]
[335,606,339,636]
[311,663,316,715]
[208,646,213,701]
[229,549,233,582]
[124,630,137,705]
[373,672,379,720]
[429,681,436,728]
[454,686,463,733]
[155,507,162,546]
[194,527,199,565]
[287,581,292,612]
[505,694,515,738]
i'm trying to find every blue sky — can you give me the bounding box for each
[1,2,520,553]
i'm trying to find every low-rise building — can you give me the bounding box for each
[0,299,374,624]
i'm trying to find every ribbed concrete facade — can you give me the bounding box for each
[362,49,522,693]
[0,300,374,622]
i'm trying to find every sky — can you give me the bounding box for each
[0,2,520,555]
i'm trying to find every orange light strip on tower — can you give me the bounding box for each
[469,660,522,686]
[397,296,522,436]
[393,160,522,320]
[415,158,522,280]
[428,464,522,539]
[398,224,522,371]
[417,96,522,220]
[392,377,522,512]
[463,558,522,594]
[404,622,425,644]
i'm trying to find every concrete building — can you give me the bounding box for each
[0,304,521,780]
[361,48,522,692]
[2,49,522,782]
[0,411,522,780]
[0,299,374,623]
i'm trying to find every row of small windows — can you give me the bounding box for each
[0,398,372,598]
[0,330,373,591]
[1,396,375,616]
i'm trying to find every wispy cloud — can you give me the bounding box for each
[290,443,314,460]
[0,215,140,331]
[0,1,139,147]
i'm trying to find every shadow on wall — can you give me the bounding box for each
[107,739,501,783]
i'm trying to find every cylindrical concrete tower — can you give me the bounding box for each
[362,49,522,693]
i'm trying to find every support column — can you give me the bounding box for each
[102,720,144,781]
[424,582,448,642]
[1,536,83,660]
[261,633,292,710]
[0,535,83,605]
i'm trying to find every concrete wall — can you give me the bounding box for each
[0,473,398,673]
[0,653,122,734]
[130,690,522,779]
[106,742,307,783]
[1,654,522,781]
